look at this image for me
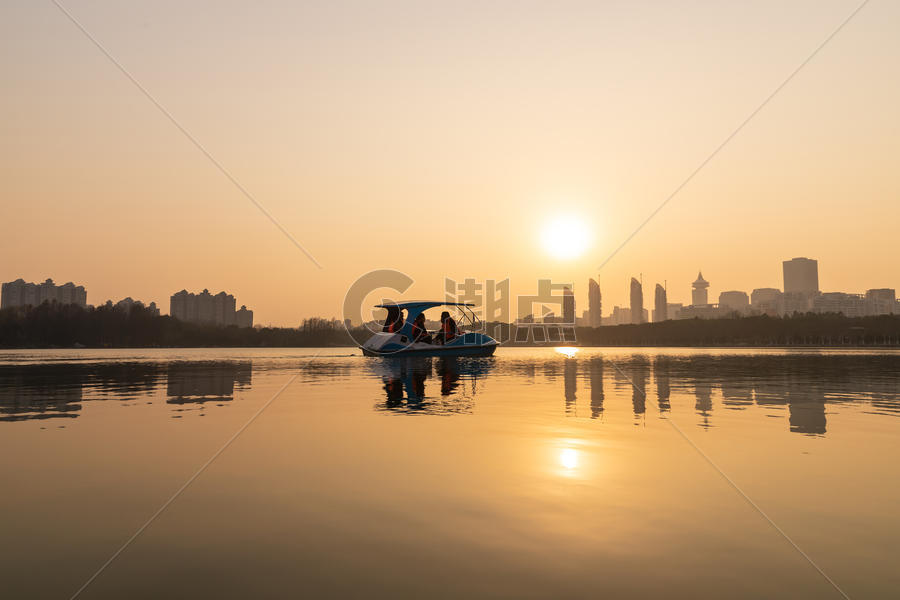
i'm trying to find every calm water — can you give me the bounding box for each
[1,347,899,599]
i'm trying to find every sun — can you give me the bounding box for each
[540,215,591,260]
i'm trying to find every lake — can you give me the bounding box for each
[1,347,898,599]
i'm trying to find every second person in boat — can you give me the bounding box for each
[436,311,457,345]
[411,313,433,344]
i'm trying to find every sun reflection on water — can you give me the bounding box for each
[559,448,579,470]
[554,347,579,358]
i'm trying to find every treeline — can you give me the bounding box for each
[3,302,900,348]
[0,303,371,348]
[571,313,900,346]
[477,313,900,347]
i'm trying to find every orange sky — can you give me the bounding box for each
[2,1,898,325]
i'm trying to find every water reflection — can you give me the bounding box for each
[564,358,577,417]
[631,357,649,420]
[166,363,252,417]
[372,357,493,415]
[588,357,604,419]
[695,380,713,430]
[0,351,898,435]
[365,352,900,436]
[0,361,252,420]
[0,366,83,422]
[554,347,579,358]
[559,448,579,470]
[654,356,671,413]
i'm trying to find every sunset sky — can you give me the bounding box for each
[3,0,898,325]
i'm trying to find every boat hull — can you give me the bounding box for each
[361,343,497,358]
[360,331,499,358]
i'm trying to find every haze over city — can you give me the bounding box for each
[7,3,900,600]
[3,1,900,325]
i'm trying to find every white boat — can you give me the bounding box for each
[360,301,499,357]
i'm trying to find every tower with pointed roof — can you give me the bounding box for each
[630,277,644,324]
[692,272,709,306]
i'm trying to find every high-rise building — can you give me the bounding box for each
[666,303,684,320]
[588,278,602,327]
[865,289,896,315]
[783,257,819,294]
[630,277,644,324]
[719,291,750,314]
[813,293,866,317]
[604,306,649,326]
[692,272,709,306]
[751,288,783,316]
[606,306,632,326]
[170,289,251,327]
[1,278,87,309]
[236,305,254,328]
[562,286,575,324]
[653,283,668,322]
[783,257,819,314]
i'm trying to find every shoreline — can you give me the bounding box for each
[2,343,900,350]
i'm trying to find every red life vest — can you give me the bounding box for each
[441,319,456,337]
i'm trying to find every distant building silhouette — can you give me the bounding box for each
[1,278,87,309]
[113,297,160,315]
[588,278,602,327]
[562,286,575,324]
[813,292,866,317]
[678,271,724,319]
[783,257,819,313]
[236,305,254,328]
[783,257,819,294]
[604,305,648,326]
[653,283,667,322]
[170,289,253,327]
[751,288,783,316]
[866,288,896,315]
[666,302,683,320]
[691,271,709,306]
[630,277,644,324]
[718,291,749,314]
[607,306,629,325]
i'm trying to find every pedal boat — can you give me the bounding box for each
[361,301,499,357]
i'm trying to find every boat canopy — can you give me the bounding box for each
[374,301,475,311]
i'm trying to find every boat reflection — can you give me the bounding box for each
[372,357,494,415]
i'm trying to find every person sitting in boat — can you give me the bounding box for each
[382,306,404,333]
[411,313,433,344]
[436,311,457,344]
